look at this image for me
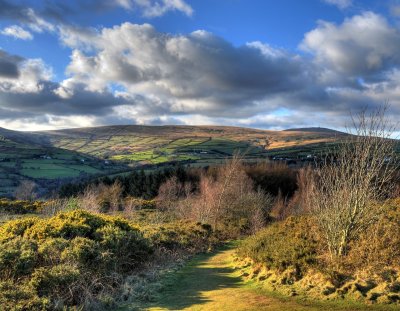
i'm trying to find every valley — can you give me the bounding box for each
[0,125,345,197]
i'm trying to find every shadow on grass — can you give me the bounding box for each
[147,245,241,310]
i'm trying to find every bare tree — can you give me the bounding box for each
[14,180,37,201]
[311,106,398,258]
[156,176,192,212]
[186,153,273,234]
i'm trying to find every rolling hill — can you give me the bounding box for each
[0,127,127,197]
[34,125,345,160]
[0,125,346,197]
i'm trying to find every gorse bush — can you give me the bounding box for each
[0,209,218,310]
[0,210,153,310]
[0,199,44,214]
[346,198,400,270]
[237,216,318,272]
[142,221,214,252]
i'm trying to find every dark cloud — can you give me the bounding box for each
[2,11,400,130]
[0,81,127,116]
[0,50,22,78]
[63,24,313,119]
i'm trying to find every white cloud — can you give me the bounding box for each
[0,58,53,93]
[301,12,400,78]
[60,22,307,119]
[113,0,193,17]
[25,8,55,33]
[322,0,352,9]
[1,25,33,40]
[4,12,400,131]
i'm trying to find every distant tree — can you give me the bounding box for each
[14,180,37,201]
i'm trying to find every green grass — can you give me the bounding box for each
[123,244,399,311]
[110,137,265,165]
[20,168,82,179]
[0,137,127,195]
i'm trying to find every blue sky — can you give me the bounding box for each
[0,0,400,130]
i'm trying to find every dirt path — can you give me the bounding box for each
[128,246,396,311]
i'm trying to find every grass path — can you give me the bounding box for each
[128,245,398,311]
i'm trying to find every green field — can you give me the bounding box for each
[0,133,127,196]
[0,125,348,197]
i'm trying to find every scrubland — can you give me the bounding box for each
[0,110,399,310]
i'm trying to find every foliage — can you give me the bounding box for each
[0,208,219,310]
[237,216,318,272]
[59,166,198,200]
[142,221,214,252]
[0,210,153,310]
[346,198,400,270]
[0,198,44,214]
[246,162,298,198]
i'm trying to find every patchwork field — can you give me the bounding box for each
[36,125,345,165]
[0,125,347,197]
[0,130,127,197]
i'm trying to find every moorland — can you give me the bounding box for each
[1,116,399,310]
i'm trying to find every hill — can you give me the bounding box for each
[35,124,344,160]
[0,125,346,197]
[283,127,345,134]
[0,128,127,197]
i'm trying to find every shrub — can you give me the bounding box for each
[237,216,318,272]
[29,265,81,307]
[125,197,157,211]
[95,225,152,272]
[0,217,37,241]
[142,221,214,252]
[0,237,38,279]
[0,210,153,309]
[0,199,44,215]
[0,280,49,311]
[346,198,400,270]
[60,237,98,267]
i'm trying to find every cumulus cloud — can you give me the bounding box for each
[60,23,310,119]
[0,50,130,129]
[3,11,400,131]
[0,50,22,78]
[301,12,400,80]
[322,0,352,9]
[1,25,33,40]
[115,0,193,17]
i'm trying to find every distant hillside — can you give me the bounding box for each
[0,127,126,197]
[283,127,346,135]
[0,124,346,197]
[33,124,343,158]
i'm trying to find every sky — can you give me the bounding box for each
[0,0,400,131]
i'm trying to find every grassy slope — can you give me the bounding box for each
[126,244,398,311]
[0,131,126,196]
[0,125,345,196]
[37,125,345,164]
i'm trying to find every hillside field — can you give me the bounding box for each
[0,125,345,196]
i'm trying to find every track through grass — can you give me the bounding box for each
[127,244,399,311]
